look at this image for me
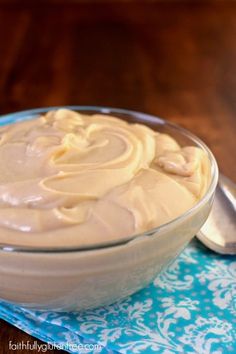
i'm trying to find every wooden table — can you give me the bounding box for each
[0,1,235,352]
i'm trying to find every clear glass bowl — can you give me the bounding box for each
[0,106,218,310]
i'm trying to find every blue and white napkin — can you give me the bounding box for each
[1,239,236,354]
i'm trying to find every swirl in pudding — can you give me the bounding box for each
[0,109,210,247]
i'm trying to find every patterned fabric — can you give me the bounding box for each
[0,239,236,354]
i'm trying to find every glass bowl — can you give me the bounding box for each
[0,106,218,311]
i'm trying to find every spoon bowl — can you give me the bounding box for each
[197,174,236,255]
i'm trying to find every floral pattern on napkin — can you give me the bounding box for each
[1,239,236,354]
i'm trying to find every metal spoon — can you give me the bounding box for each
[197,174,236,255]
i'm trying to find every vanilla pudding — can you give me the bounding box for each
[0,109,210,248]
[0,107,217,310]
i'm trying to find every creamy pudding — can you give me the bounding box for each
[0,109,210,248]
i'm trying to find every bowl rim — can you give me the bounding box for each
[0,106,219,253]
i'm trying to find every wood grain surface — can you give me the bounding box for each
[0,1,235,353]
